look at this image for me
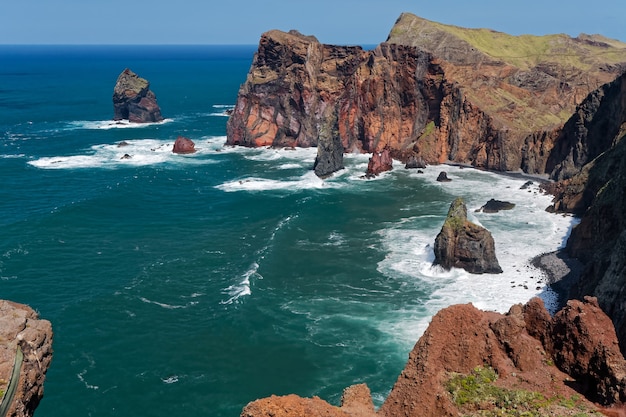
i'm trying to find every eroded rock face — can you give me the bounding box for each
[172,136,196,154]
[433,197,502,274]
[113,68,163,123]
[0,300,53,417]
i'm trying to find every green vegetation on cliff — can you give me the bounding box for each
[387,13,626,133]
[388,13,626,71]
[446,366,602,417]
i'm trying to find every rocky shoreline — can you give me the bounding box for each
[532,250,584,307]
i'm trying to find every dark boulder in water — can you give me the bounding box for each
[436,171,451,182]
[477,198,516,213]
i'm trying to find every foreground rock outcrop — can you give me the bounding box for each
[242,297,626,417]
[0,300,53,417]
[226,13,626,178]
[113,68,163,123]
[433,197,502,274]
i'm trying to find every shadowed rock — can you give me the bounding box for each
[405,154,426,169]
[433,197,502,274]
[436,171,451,182]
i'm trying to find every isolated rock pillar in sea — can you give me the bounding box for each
[433,197,502,274]
[112,68,164,123]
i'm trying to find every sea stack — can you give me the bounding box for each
[433,197,502,274]
[112,68,164,123]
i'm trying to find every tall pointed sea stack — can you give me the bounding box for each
[112,68,163,123]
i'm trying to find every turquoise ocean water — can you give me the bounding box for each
[0,45,577,416]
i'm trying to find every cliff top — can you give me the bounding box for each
[388,12,626,70]
[387,13,626,132]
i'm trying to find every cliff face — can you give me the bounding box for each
[241,297,626,417]
[226,13,626,178]
[0,300,53,417]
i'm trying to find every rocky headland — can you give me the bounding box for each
[229,11,626,417]
[113,68,164,123]
[226,13,626,179]
[0,300,52,417]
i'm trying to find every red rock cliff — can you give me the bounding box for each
[226,14,626,178]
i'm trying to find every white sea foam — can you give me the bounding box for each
[221,263,258,305]
[375,165,579,349]
[138,296,197,310]
[216,170,333,192]
[66,119,174,130]
[162,375,179,384]
[221,215,296,304]
[27,138,226,170]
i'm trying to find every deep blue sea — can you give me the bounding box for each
[0,45,578,417]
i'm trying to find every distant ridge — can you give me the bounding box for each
[386,13,626,132]
[387,12,626,70]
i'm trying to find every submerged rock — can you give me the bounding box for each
[433,197,502,274]
[113,68,163,123]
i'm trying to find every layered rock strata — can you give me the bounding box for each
[113,68,164,123]
[226,14,626,178]
[0,300,53,417]
[433,197,502,274]
[242,297,626,417]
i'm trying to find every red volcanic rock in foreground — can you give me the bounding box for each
[172,136,196,154]
[242,297,626,417]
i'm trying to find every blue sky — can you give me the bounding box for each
[2,0,624,45]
